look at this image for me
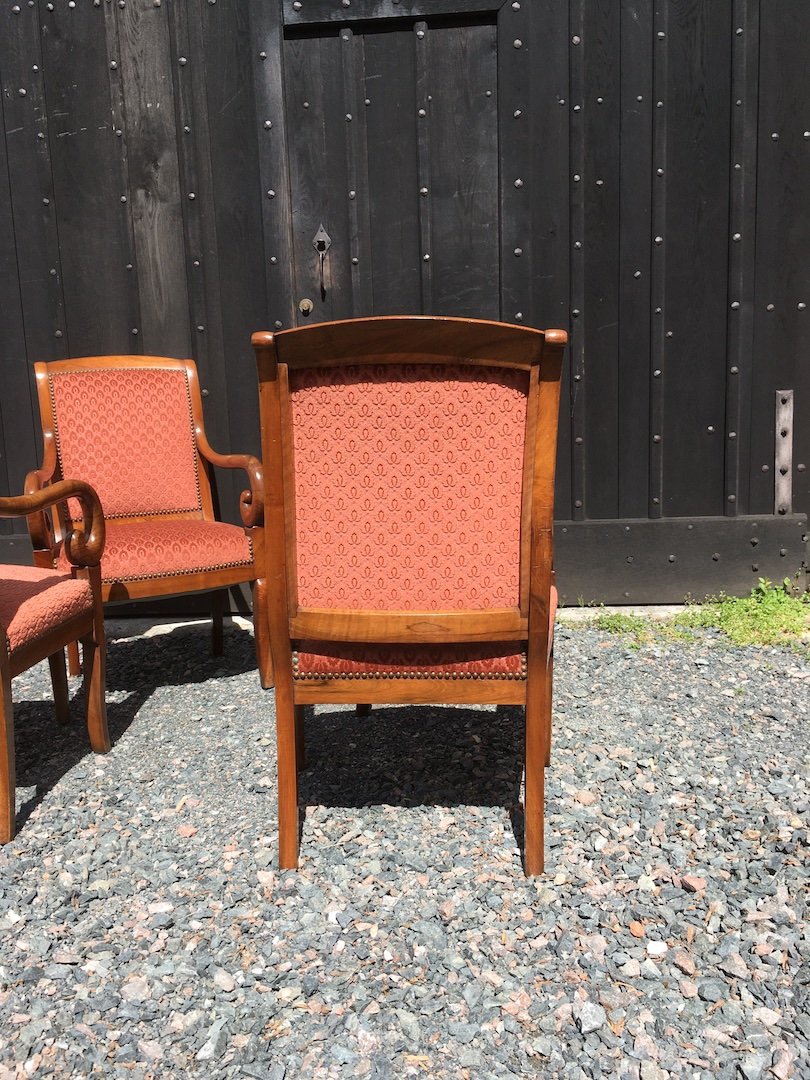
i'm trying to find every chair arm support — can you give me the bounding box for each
[1,480,105,568]
[195,427,265,529]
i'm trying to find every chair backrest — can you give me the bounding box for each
[255,317,566,649]
[34,356,214,525]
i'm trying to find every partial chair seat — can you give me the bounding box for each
[58,519,253,585]
[1,566,93,655]
[294,587,558,680]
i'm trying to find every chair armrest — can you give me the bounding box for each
[0,480,105,568]
[195,428,265,529]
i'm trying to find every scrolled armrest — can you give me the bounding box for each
[195,427,265,529]
[0,479,105,567]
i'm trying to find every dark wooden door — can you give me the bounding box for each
[255,0,569,330]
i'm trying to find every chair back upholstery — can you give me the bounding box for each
[34,356,211,525]
[256,317,565,646]
[290,361,528,611]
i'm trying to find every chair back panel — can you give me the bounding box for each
[289,362,529,610]
[45,366,202,519]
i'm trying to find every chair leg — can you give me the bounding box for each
[80,632,110,755]
[48,651,71,725]
[252,578,274,689]
[524,667,550,877]
[294,705,306,771]
[211,590,227,657]
[356,704,371,717]
[276,694,300,870]
[0,654,16,844]
[67,640,81,677]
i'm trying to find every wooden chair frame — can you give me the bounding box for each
[253,316,566,876]
[27,355,272,688]
[0,480,109,842]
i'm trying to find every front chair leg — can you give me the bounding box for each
[276,695,300,870]
[294,705,306,771]
[524,667,550,877]
[252,578,274,689]
[80,632,110,755]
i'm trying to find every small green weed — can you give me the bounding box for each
[591,610,651,647]
[673,578,810,647]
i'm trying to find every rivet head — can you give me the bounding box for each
[732,232,741,241]
[668,554,676,562]
[352,257,359,265]
[653,369,662,378]
[419,186,428,196]
[574,241,582,249]
[574,499,583,508]
[657,31,665,39]
[423,254,430,261]
[266,189,275,198]
[654,235,663,244]
[573,173,581,182]
[197,325,205,332]
[342,0,350,7]
[18,88,27,97]
[514,109,522,118]
[293,1,301,8]
[728,495,736,503]
[348,190,356,199]
[798,302,807,311]
[514,178,523,188]
[42,197,50,206]
[131,328,138,335]
[514,247,522,256]
[416,29,425,39]
[712,553,720,561]
[575,436,583,445]
[418,108,426,118]
[515,312,523,321]
[730,301,740,309]
[125,263,133,270]
[730,366,738,374]
[110,61,118,70]
[179,57,187,66]
[572,309,580,317]
[572,35,581,45]
[512,1,520,8]
[771,132,779,140]
[264,120,272,129]
[54,330,63,338]
[120,195,127,203]
[657,168,664,177]
[188,192,196,200]
[634,270,642,278]
[513,39,523,48]
[345,113,352,121]
[259,52,267,60]
[766,303,775,311]
[653,434,661,443]
[707,425,715,433]
[728,431,737,439]
[269,257,277,265]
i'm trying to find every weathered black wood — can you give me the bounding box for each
[414,21,434,313]
[555,515,808,605]
[581,0,621,520]
[118,0,191,358]
[749,2,810,521]
[617,0,653,519]
[427,18,500,319]
[0,76,33,507]
[660,0,732,518]
[283,0,499,25]
[363,24,421,314]
[340,28,373,317]
[568,0,586,521]
[41,2,134,357]
[649,0,668,518]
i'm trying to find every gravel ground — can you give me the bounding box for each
[0,619,807,1079]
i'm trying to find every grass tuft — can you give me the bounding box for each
[673,578,810,647]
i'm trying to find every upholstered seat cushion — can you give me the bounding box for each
[293,587,558,680]
[57,520,253,584]
[1,566,93,655]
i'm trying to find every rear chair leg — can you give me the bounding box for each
[211,589,226,657]
[276,696,300,870]
[0,655,16,844]
[48,651,71,725]
[67,641,81,678]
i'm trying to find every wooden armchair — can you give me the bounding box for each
[253,316,567,876]
[27,355,272,688]
[1,480,109,842]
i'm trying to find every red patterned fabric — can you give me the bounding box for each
[293,588,557,680]
[57,520,253,584]
[1,565,92,656]
[290,364,529,610]
[48,367,202,519]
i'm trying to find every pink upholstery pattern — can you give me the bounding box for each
[57,520,253,583]
[48,368,202,519]
[1,566,92,655]
[293,588,558,680]
[290,364,529,610]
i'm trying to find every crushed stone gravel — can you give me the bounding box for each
[0,620,807,1079]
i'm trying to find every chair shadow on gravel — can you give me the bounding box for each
[297,703,528,854]
[11,622,258,836]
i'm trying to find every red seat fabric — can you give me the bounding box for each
[0,566,93,655]
[58,520,253,584]
[293,587,558,680]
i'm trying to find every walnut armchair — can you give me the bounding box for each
[27,355,272,688]
[1,480,109,842]
[253,316,567,876]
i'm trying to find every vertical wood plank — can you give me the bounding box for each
[117,0,190,357]
[749,1,810,520]
[724,0,759,516]
[425,18,499,319]
[0,4,67,363]
[250,0,295,331]
[41,1,135,356]
[414,20,433,313]
[617,0,653,519]
[363,25,421,314]
[340,28,373,317]
[569,0,586,520]
[660,0,732,518]
[649,0,669,518]
[581,0,621,519]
